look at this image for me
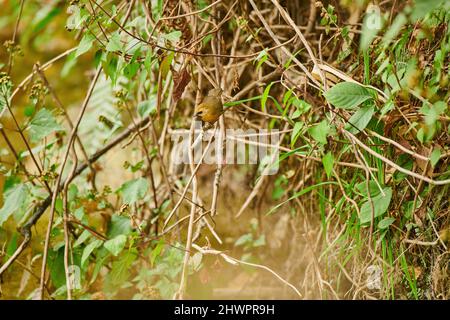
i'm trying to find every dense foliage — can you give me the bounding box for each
[0,0,449,299]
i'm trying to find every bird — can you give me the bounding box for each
[194,88,223,125]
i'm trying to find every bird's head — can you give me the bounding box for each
[194,103,207,120]
[207,87,223,97]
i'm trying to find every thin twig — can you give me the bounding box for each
[344,129,450,185]
[0,114,155,278]
[192,243,302,298]
[38,67,102,299]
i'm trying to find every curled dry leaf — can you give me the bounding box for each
[172,67,191,105]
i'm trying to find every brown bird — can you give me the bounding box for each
[194,88,223,124]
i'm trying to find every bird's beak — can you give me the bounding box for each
[194,111,203,119]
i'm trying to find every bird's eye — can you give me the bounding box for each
[195,110,203,116]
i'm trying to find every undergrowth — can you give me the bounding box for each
[0,0,449,300]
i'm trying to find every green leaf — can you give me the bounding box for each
[382,13,407,46]
[75,33,95,57]
[291,109,301,119]
[290,98,312,120]
[102,54,119,84]
[120,178,149,204]
[66,4,89,30]
[322,152,334,178]
[272,175,287,200]
[4,233,18,264]
[74,207,85,220]
[24,105,35,117]
[0,77,12,114]
[32,7,61,35]
[272,184,284,200]
[267,181,338,215]
[3,176,20,192]
[416,127,432,143]
[224,95,261,107]
[155,277,178,299]
[261,82,274,112]
[378,217,395,230]
[430,148,441,167]
[202,34,213,46]
[411,0,445,21]
[360,7,383,51]
[355,180,382,197]
[108,215,132,238]
[108,250,136,285]
[421,101,446,126]
[61,51,78,78]
[253,235,266,247]
[283,89,293,105]
[235,234,252,246]
[106,32,122,52]
[81,239,102,265]
[104,235,127,256]
[291,122,303,148]
[0,183,29,226]
[162,31,181,44]
[73,230,91,248]
[160,52,174,79]
[324,82,373,109]
[28,108,63,142]
[291,98,312,114]
[308,120,330,144]
[393,154,414,182]
[254,49,268,70]
[345,105,375,133]
[380,100,394,117]
[151,0,163,20]
[189,252,203,272]
[55,198,63,214]
[47,247,66,289]
[150,240,165,266]
[360,187,392,224]
[137,97,157,117]
[123,61,139,79]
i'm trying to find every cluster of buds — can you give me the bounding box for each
[0,72,12,103]
[122,160,131,170]
[114,89,127,99]
[320,4,336,21]
[98,115,114,129]
[236,16,248,28]
[0,72,12,86]
[29,80,48,104]
[3,40,23,56]
[114,89,128,109]
[141,286,160,299]
[93,11,104,22]
[41,169,58,182]
[102,185,112,195]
